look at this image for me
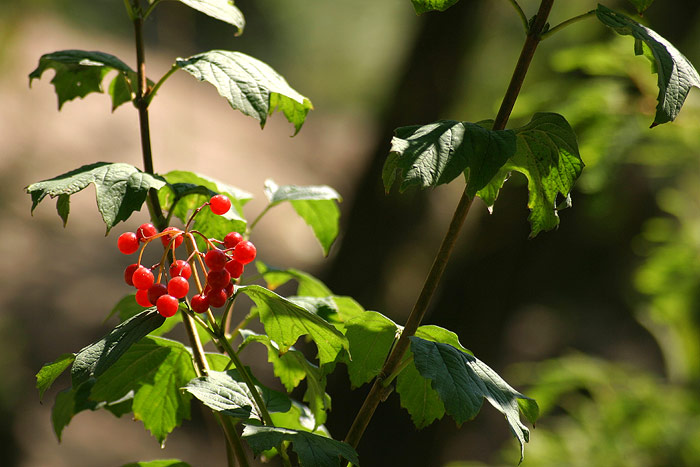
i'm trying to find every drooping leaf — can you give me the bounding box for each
[478,112,583,237]
[242,425,360,467]
[29,50,141,110]
[410,336,538,463]
[238,285,349,365]
[89,337,196,443]
[36,353,76,401]
[396,358,445,429]
[256,262,333,297]
[158,170,250,243]
[343,312,398,388]
[174,0,244,35]
[183,369,291,422]
[175,51,313,134]
[596,4,700,126]
[626,0,654,14]
[383,120,516,197]
[262,180,342,255]
[410,0,461,15]
[71,309,165,388]
[52,380,97,441]
[26,162,166,232]
[122,460,191,467]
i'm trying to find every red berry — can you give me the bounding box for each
[161,227,184,248]
[169,260,192,279]
[224,231,244,249]
[205,249,227,270]
[209,194,232,215]
[136,223,158,242]
[191,294,209,314]
[168,276,190,299]
[147,283,168,305]
[224,259,244,279]
[224,282,234,297]
[157,294,179,317]
[207,289,228,308]
[124,263,139,286]
[118,232,139,255]
[132,266,154,290]
[207,269,231,290]
[135,289,152,307]
[233,241,256,265]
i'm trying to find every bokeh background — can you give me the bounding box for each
[2,0,700,465]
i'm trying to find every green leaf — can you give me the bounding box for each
[270,400,330,436]
[107,295,184,337]
[383,120,516,197]
[240,331,332,426]
[26,162,166,232]
[480,112,583,237]
[626,0,655,15]
[37,353,76,401]
[396,359,445,429]
[175,50,313,134]
[71,309,165,388]
[52,380,97,441]
[89,337,196,443]
[158,170,250,242]
[242,425,360,467]
[410,336,537,463]
[343,312,398,388]
[174,0,244,35]
[122,460,191,467]
[415,324,472,355]
[256,262,333,297]
[29,50,140,110]
[596,4,700,126]
[263,180,342,255]
[410,0,460,15]
[238,285,349,365]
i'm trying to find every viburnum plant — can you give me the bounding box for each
[27,0,699,466]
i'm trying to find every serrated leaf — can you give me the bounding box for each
[415,324,472,355]
[596,4,700,126]
[37,353,76,401]
[29,50,139,110]
[158,170,250,243]
[242,425,360,467]
[89,337,196,443]
[26,162,166,232]
[175,0,244,35]
[240,331,331,426]
[122,460,191,467]
[396,359,445,429]
[52,380,97,441]
[626,0,654,15]
[383,120,516,197]
[343,312,398,388]
[410,336,537,463]
[238,285,348,365]
[481,112,583,237]
[410,0,460,15]
[175,50,313,134]
[256,262,333,297]
[71,309,165,388]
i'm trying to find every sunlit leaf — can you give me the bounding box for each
[36,353,75,401]
[174,0,244,35]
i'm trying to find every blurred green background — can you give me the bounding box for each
[3,0,700,465]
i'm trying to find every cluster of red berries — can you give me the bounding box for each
[117,195,257,318]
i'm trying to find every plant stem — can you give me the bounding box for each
[540,10,596,40]
[506,0,529,33]
[145,65,178,107]
[343,0,555,451]
[218,415,250,467]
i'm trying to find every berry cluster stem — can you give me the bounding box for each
[343,0,555,451]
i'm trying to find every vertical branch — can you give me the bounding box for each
[343,0,555,451]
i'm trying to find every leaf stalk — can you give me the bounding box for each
[506,0,529,33]
[541,10,596,40]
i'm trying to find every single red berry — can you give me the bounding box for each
[169,260,192,279]
[209,194,232,215]
[224,282,234,297]
[224,231,244,249]
[224,259,244,279]
[124,263,139,286]
[207,269,231,290]
[147,283,168,305]
[207,289,228,308]
[118,232,139,255]
[132,266,154,290]
[161,227,184,248]
[135,289,152,307]
[191,294,209,314]
[136,223,158,242]
[205,248,227,270]
[233,241,256,265]
[157,294,179,317]
[168,276,190,299]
